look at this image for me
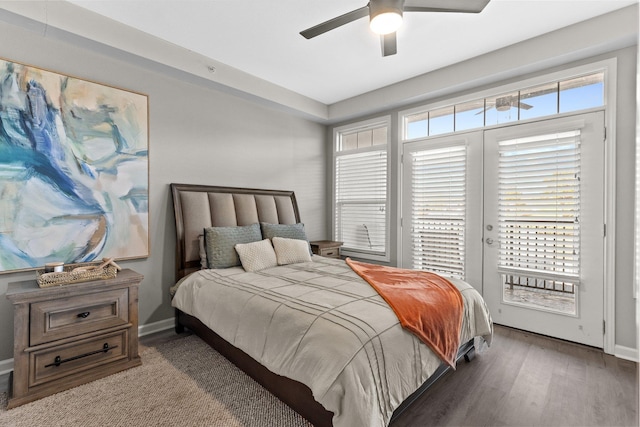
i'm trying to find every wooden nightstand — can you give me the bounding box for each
[310,240,343,259]
[6,269,143,408]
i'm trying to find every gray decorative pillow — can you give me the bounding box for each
[260,222,311,254]
[272,237,312,265]
[204,223,262,269]
[235,239,278,272]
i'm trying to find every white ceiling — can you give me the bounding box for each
[65,0,637,106]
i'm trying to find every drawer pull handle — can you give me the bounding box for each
[77,311,91,319]
[45,343,118,368]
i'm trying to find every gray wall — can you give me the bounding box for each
[0,19,327,362]
[613,45,638,351]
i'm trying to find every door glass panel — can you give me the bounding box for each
[402,132,483,287]
[496,130,581,315]
[502,274,577,315]
[409,144,467,279]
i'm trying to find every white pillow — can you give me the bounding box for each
[235,239,278,272]
[272,236,313,265]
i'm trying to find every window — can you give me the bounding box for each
[485,91,520,126]
[402,71,604,140]
[559,74,604,113]
[405,111,427,139]
[496,130,581,305]
[454,100,485,131]
[520,82,559,120]
[334,118,389,260]
[429,106,454,136]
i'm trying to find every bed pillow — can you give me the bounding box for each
[204,223,262,269]
[260,222,312,254]
[272,236,313,265]
[235,239,278,272]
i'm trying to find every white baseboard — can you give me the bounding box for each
[614,344,639,362]
[0,317,175,380]
[0,357,14,377]
[138,317,174,337]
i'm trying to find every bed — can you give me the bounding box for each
[169,183,493,427]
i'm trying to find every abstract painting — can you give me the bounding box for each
[0,59,148,273]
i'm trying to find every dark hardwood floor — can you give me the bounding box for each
[393,325,638,427]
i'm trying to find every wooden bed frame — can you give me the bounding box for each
[170,183,475,426]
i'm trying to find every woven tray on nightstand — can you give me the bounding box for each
[36,262,118,288]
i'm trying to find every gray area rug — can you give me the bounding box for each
[0,334,312,427]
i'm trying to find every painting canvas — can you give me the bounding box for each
[0,59,149,273]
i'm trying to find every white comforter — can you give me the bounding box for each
[172,256,493,427]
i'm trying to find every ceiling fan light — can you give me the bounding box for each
[495,96,513,111]
[370,11,403,35]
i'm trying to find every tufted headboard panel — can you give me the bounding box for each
[170,183,301,281]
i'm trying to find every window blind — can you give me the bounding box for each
[497,130,581,284]
[409,143,466,279]
[335,150,387,255]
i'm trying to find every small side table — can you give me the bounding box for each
[6,269,143,408]
[310,240,343,259]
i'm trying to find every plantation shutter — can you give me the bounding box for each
[335,150,387,255]
[409,143,466,279]
[497,130,581,286]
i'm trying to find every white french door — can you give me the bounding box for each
[401,132,483,291]
[483,112,605,347]
[402,112,605,347]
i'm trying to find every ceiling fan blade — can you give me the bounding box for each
[300,6,369,39]
[404,0,490,13]
[381,33,397,57]
[518,102,533,110]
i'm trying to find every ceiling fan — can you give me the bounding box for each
[475,95,533,115]
[494,95,532,111]
[300,0,491,57]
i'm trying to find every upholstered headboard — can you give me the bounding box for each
[170,183,301,281]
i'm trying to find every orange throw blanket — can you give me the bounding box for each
[346,258,463,368]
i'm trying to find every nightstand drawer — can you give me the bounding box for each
[310,241,343,259]
[319,247,340,258]
[30,330,128,387]
[30,288,129,346]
